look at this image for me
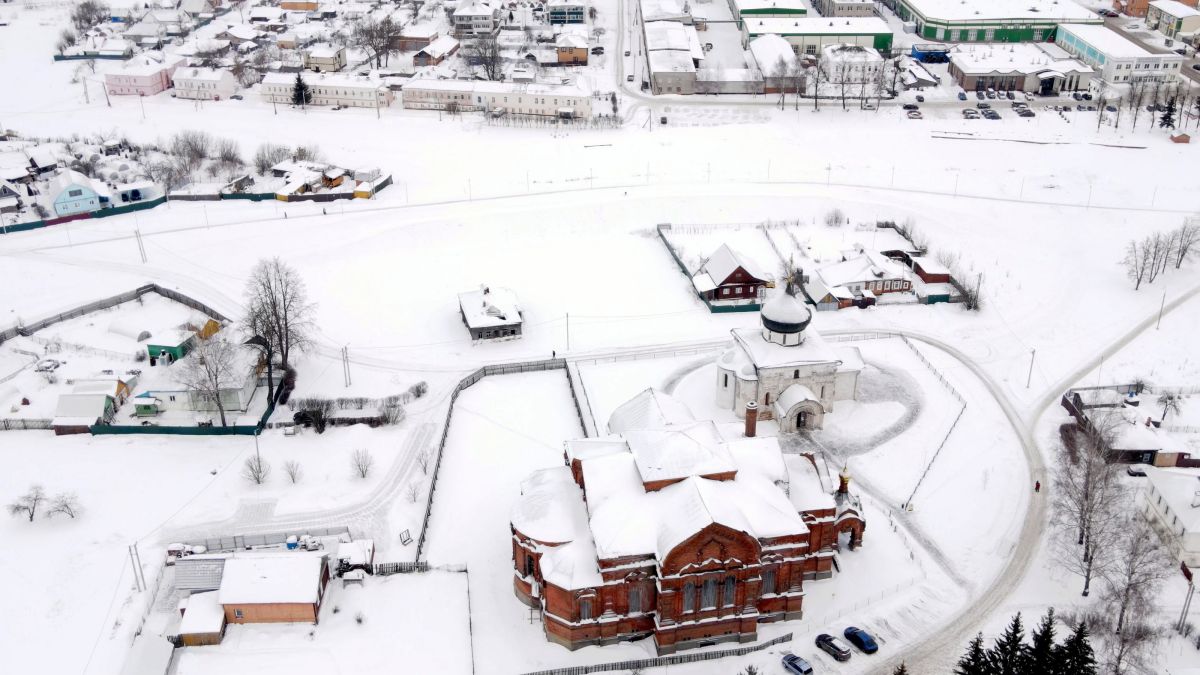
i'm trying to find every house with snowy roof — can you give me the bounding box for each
[218,553,331,624]
[172,67,239,100]
[809,250,914,308]
[1143,466,1200,566]
[413,35,461,67]
[690,243,773,306]
[716,276,862,432]
[52,392,116,434]
[0,180,21,213]
[607,388,696,435]
[303,43,346,72]
[453,0,501,37]
[510,392,865,654]
[556,32,589,64]
[458,285,523,340]
[48,169,106,217]
[104,51,184,96]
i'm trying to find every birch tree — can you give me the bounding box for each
[244,257,315,371]
[1173,219,1200,269]
[1122,237,1154,290]
[1052,420,1127,595]
[181,335,240,427]
[1102,515,1171,635]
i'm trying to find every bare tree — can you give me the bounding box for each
[824,208,845,228]
[1122,237,1154,290]
[7,485,47,522]
[243,454,271,484]
[1145,232,1173,285]
[181,335,240,427]
[417,449,433,475]
[380,403,405,425]
[243,258,315,371]
[253,143,291,175]
[1102,516,1171,635]
[467,35,503,81]
[1173,219,1200,269]
[406,482,421,503]
[284,459,303,484]
[1052,420,1127,596]
[351,449,375,479]
[1104,605,1158,675]
[294,144,324,163]
[169,130,214,172]
[47,492,82,519]
[835,62,852,111]
[71,0,110,32]
[1157,391,1183,422]
[56,28,78,55]
[215,138,242,179]
[351,16,401,68]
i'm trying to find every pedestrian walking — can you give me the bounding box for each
[1034,480,1041,493]
[552,350,556,359]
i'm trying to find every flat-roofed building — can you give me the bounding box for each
[1055,23,1184,88]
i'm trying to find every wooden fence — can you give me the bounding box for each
[0,418,51,430]
[520,632,793,675]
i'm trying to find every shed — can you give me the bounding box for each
[52,393,115,434]
[175,555,227,591]
[178,590,227,646]
[1171,132,1191,144]
[458,285,523,340]
[145,329,196,363]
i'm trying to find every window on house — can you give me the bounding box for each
[683,582,695,612]
[762,569,776,595]
[722,288,731,296]
[984,29,995,40]
[629,585,642,612]
[723,577,736,607]
[234,609,244,618]
[580,598,592,620]
[793,369,800,379]
[524,554,534,576]
[723,373,729,387]
[68,189,83,197]
[701,579,717,609]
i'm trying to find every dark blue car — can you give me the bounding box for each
[843,627,879,654]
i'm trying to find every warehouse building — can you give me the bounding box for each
[1055,23,1185,88]
[892,0,1100,43]
[742,17,894,55]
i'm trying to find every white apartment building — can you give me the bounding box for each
[172,67,239,100]
[453,0,500,36]
[1056,23,1184,89]
[401,79,592,117]
[260,72,394,107]
[820,43,884,83]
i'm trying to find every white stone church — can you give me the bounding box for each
[715,279,862,432]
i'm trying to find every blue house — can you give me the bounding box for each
[49,169,106,217]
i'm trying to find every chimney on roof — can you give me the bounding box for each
[745,400,758,438]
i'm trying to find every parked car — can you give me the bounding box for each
[230,94,243,100]
[976,90,986,100]
[1174,47,1188,55]
[782,654,815,675]
[1005,90,1015,99]
[963,109,979,118]
[1025,92,1035,101]
[1106,105,1117,112]
[1019,110,1036,117]
[1193,63,1200,71]
[862,102,876,110]
[1073,92,1083,100]
[907,110,923,119]
[35,359,60,372]
[625,50,631,56]
[591,46,604,54]
[627,74,634,82]
[958,91,968,100]
[1127,464,1148,477]
[916,94,925,102]
[816,634,853,662]
[660,116,667,124]
[977,102,991,109]
[844,627,879,654]
[902,103,919,110]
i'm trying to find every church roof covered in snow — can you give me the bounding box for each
[625,421,735,483]
[511,467,590,545]
[760,287,812,330]
[607,387,695,435]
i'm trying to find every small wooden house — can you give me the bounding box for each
[52,393,116,434]
[219,554,330,624]
[1171,132,1191,144]
[690,243,773,303]
[909,256,951,284]
[178,590,227,646]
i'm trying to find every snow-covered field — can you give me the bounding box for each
[3,0,1200,671]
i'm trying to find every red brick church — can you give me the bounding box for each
[509,393,866,655]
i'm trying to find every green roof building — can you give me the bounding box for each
[892,0,1101,42]
[742,16,894,55]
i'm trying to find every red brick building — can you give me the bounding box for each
[690,243,774,304]
[510,410,865,654]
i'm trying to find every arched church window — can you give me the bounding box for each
[682,582,695,613]
[579,598,592,620]
[793,369,799,379]
[762,569,776,595]
[723,577,736,607]
[629,585,642,612]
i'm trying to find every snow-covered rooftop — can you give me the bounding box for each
[640,0,692,22]
[744,16,890,36]
[458,285,522,329]
[625,422,737,483]
[1150,0,1200,17]
[648,49,697,73]
[691,243,772,293]
[607,387,696,435]
[949,43,1093,75]
[1057,23,1158,58]
[179,590,225,635]
[1147,467,1200,534]
[727,325,858,371]
[645,21,704,60]
[217,554,326,605]
[403,78,590,97]
[903,0,1097,22]
[749,34,799,72]
[816,251,910,289]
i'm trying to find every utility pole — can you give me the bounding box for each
[139,95,145,121]
[342,346,352,387]
[565,312,570,352]
[1157,290,1167,329]
[1026,348,1036,388]
[128,544,144,592]
[1179,563,1194,632]
[134,228,147,263]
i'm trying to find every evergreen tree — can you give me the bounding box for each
[1160,96,1177,129]
[892,663,910,675]
[955,632,994,675]
[291,72,311,107]
[1056,621,1097,675]
[987,613,1028,675]
[1028,608,1059,674]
